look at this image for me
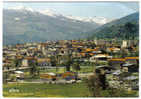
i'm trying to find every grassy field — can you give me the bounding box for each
[3,82,138,97]
[3,82,90,97]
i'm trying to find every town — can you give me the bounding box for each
[3,39,139,97]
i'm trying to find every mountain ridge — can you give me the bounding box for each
[5,6,113,24]
[88,12,139,40]
[3,8,102,45]
[3,8,138,45]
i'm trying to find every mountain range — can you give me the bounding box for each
[3,6,139,45]
[88,12,139,40]
[4,7,112,45]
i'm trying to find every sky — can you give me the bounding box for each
[3,2,139,19]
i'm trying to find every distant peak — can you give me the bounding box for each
[6,6,60,17]
[7,6,35,12]
[5,6,114,24]
[38,9,61,17]
[65,15,113,24]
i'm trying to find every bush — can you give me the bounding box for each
[85,74,103,97]
[85,73,138,97]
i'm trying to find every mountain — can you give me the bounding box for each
[88,12,139,40]
[7,6,113,24]
[3,7,112,45]
[64,16,113,25]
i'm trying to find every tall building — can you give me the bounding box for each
[122,40,128,48]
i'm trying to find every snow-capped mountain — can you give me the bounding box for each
[4,6,103,45]
[6,6,113,25]
[7,6,35,12]
[7,6,62,17]
[65,16,113,25]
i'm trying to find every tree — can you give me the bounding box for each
[72,61,81,72]
[29,60,39,77]
[86,73,102,97]
[50,56,59,72]
[13,59,22,68]
[64,54,73,72]
[3,72,9,84]
[85,71,136,97]
[50,56,57,67]
[124,22,137,40]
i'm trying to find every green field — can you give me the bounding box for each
[3,83,90,97]
[3,82,138,97]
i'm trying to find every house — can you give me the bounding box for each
[92,48,101,54]
[37,44,42,50]
[122,75,139,90]
[80,52,86,57]
[3,59,13,71]
[22,57,37,67]
[121,63,138,73]
[37,58,51,70]
[95,65,116,74]
[22,59,28,67]
[61,71,77,80]
[125,57,139,65]
[108,58,125,69]
[107,47,120,53]
[40,73,57,82]
[94,40,107,46]
[122,40,128,48]
[90,54,112,62]
[14,71,24,81]
[3,63,12,71]
[121,40,135,48]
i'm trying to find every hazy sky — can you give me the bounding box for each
[3,2,139,19]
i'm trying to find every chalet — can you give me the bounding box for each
[3,63,13,71]
[107,47,120,53]
[121,40,128,48]
[80,52,86,57]
[22,59,28,67]
[14,71,24,81]
[108,58,125,69]
[25,43,33,46]
[3,58,14,70]
[40,73,64,83]
[37,44,42,50]
[22,57,37,67]
[123,76,138,90]
[125,57,139,65]
[17,49,27,55]
[121,40,136,48]
[94,40,107,46]
[61,71,77,80]
[90,54,112,62]
[37,58,51,69]
[121,63,138,73]
[95,65,116,74]
[40,73,56,80]
[92,48,101,54]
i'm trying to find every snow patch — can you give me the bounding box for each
[6,6,114,24]
[14,17,20,21]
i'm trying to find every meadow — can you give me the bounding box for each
[3,82,90,97]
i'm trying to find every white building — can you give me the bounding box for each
[122,40,128,48]
[22,59,28,67]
